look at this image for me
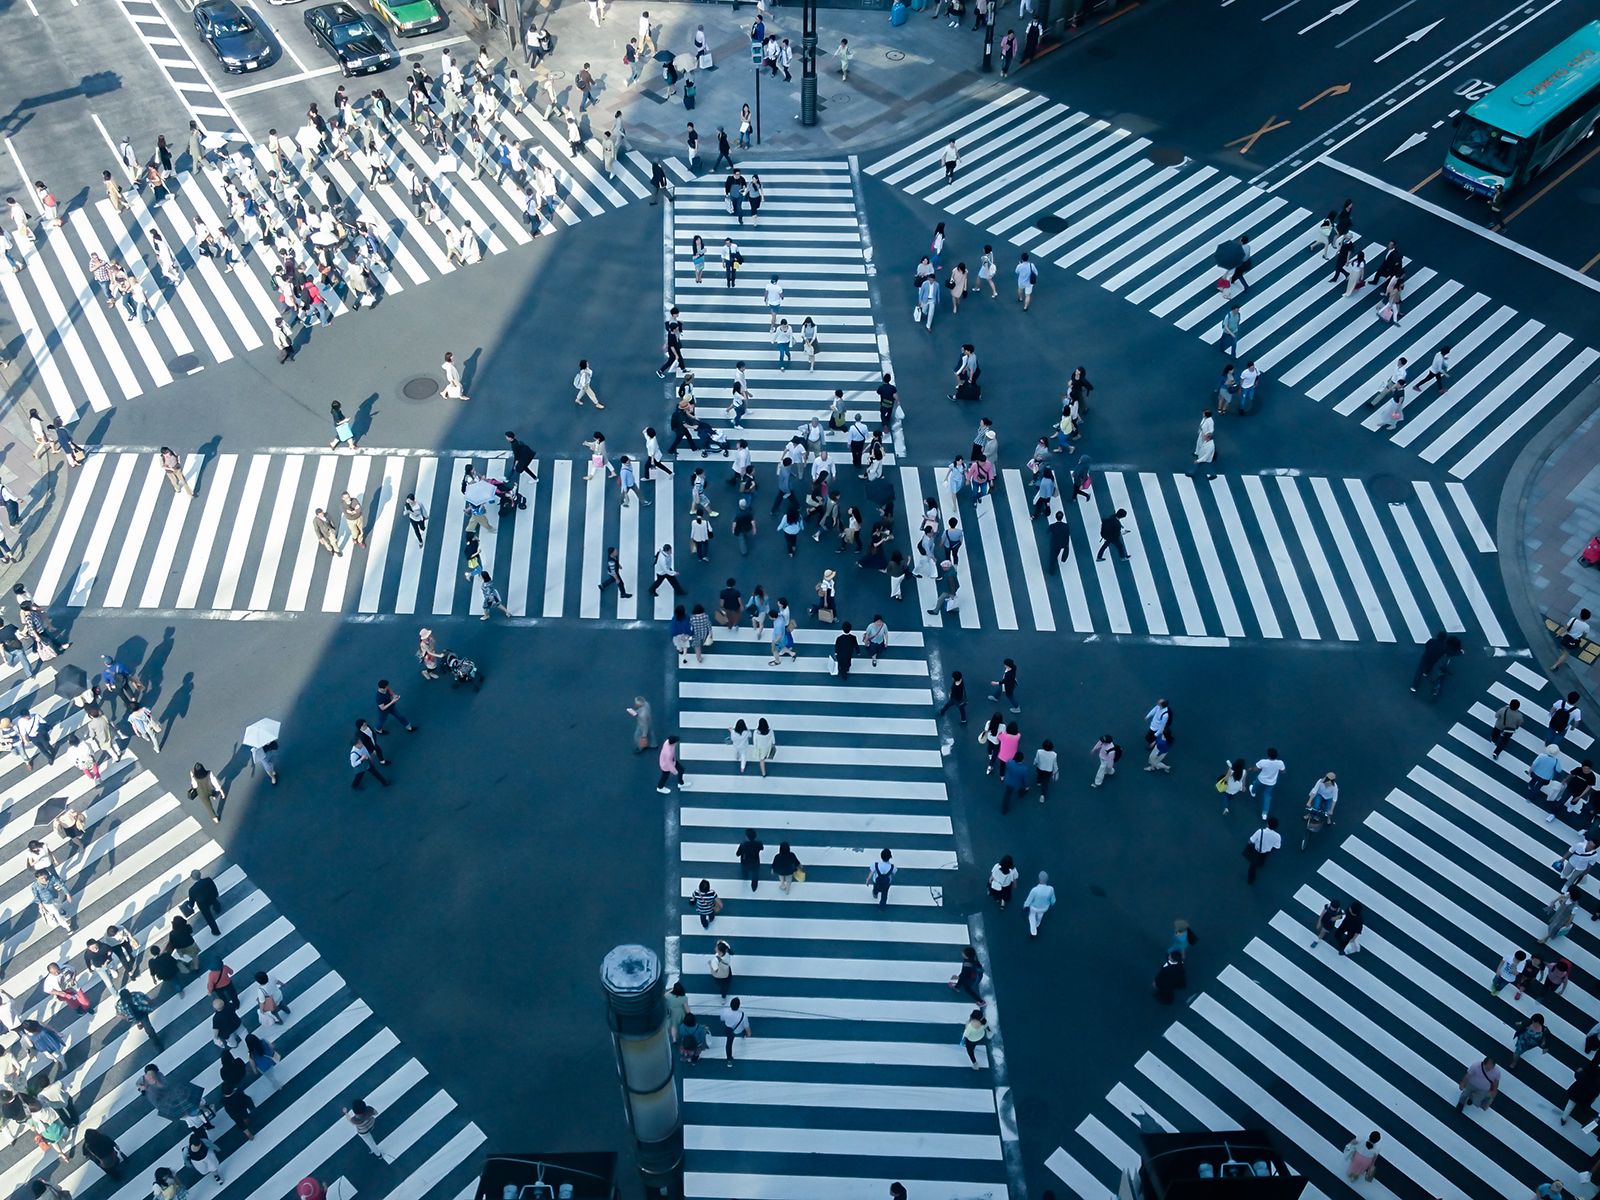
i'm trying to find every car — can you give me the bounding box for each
[192,0,273,72]
[303,2,398,76]
[368,0,444,37]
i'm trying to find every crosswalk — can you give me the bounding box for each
[1045,661,1600,1199]
[865,88,1600,480]
[667,158,894,459]
[0,659,483,1200]
[30,450,1506,644]
[896,465,1507,645]
[672,628,1012,1200]
[0,83,661,422]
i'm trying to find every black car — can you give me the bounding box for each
[303,2,398,76]
[193,0,273,72]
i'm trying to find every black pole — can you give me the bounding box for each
[754,58,762,144]
[800,0,817,126]
[980,0,994,71]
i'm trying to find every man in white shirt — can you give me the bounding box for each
[1551,606,1592,671]
[1023,870,1055,936]
[649,544,684,597]
[1250,749,1285,820]
[1414,344,1452,395]
[1245,817,1281,884]
[1372,357,1407,407]
[941,139,960,184]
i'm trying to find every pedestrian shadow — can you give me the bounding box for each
[113,633,150,682]
[218,741,251,795]
[140,626,176,708]
[352,393,379,442]
[460,348,482,393]
[192,436,221,491]
[159,671,193,734]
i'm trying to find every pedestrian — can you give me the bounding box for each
[649,544,684,597]
[720,996,750,1065]
[867,848,896,906]
[211,995,242,1049]
[1551,690,1584,741]
[477,571,509,621]
[1091,735,1119,786]
[1454,1056,1501,1113]
[657,736,686,793]
[1022,870,1056,936]
[186,1128,223,1184]
[952,945,985,1005]
[987,854,1020,908]
[341,491,367,548]
[253,971,291,1024]
[329,400,358,449]
[342,1100,387,1160]
[1328,899,1363,954]
[735,828,764,891]
[1560,1058,1600,1125]
[1015,252,1038,310]
[1243,817,1281,884]
[1096,508,1130,561]
[1508,1013,1547,1068]
[771,842,801,892]
[349,737,390,789]
[1152,951,1187,1004]
[1217,758,1247,814]
[573,359,603,409]
[188,870,223,936]
[832,623,857,679]
[1249,748,1286,819]
[961,1010,989,1068]
[752,718,775,776]
[989,659,1020,713]
[81,1128,125,1179]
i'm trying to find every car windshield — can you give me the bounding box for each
[211,12,252,33]
[1449,116,1525,176]
[330,19,369,43]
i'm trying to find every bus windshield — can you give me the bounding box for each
[1448,117,1526,175]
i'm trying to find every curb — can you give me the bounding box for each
[1499,375,1600,715]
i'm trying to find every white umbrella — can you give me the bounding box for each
[463,479,498,507]
[200,131,234,151]
[242,717,281,748]
[310,229,341,247]
[295,125,322,154]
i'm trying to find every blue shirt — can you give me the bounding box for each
[1003,759,1029,789]
[1532,751,1560,781]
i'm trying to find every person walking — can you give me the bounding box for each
[342,1100,388,1160]
[1455,1056,1501,1113]
[961,1010,990,1068]
[751,718,775,776]
[720,996,750,1065]
[340,491,367,548]
[988,854,1019,908]
[627,697,654,754]
[349,737,390,789]
[1023,870,1056,936]
[772,843,801,892]
[1243,818,1281,884]
[477,571,510,620]
[1153,951,1187,1003]
[1491,698,1523,758]
[573,360,603,409]
[735,829,764,892]
[1096,508,1130,561]
[189,762,224,823]
[649,544,684,597]
[656,736,686,793]
[989,659,1020,713]
[1249,749,1286,819]
[1560,1058,1600,1125]
[1091,735,1118,787]
[867,849,896,906]
[1015,252,1038,310]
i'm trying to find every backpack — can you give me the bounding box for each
[1111,743,1124,762]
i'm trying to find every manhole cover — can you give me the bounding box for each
[1369,474,1409,505]
[828,92,847,104]
[1148,145,1185,166]
[168,353,201,375]
[401,375,440,401]
[1034,214,1068,235]
[885,49,905,61]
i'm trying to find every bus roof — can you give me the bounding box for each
[1468,20,1600,138]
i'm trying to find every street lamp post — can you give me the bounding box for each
[980,0,995,70]
[800,0,818,127]
[600,945,681,1198]
[750,38,763,145]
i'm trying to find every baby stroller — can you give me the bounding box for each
[443,651,483,690]
[485,476,527,515]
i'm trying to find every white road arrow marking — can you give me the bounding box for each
[1374,18,1444,62]
[1385,131,1431,160]
[1299,0,1359,35]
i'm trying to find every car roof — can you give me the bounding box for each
[196,0,246,16]
[308,2,362,21]
[384,0,438,11]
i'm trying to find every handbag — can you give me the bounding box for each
[816,607,835,624]
[1215,775,1228,793]
[828,656,837,676]
[712,897,723,913]
[793,867,805,882]
[913,304,922,322]
[335,419,354,441]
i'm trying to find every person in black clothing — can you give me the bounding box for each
[1410,630,1458,692]
[223,1086,257,1139]
[1327,900,1364,955]
[876,374,898,434]
[658,308,685,377]
[1368,239,1402,289]
[713,127,734,172]
[833,624,856,679]
[735,829,764,892]
[219,1051,248,1098]
[1046,511,1071,574]
[1096,508,1130,561]
[211,997,242,1049]
[954,946,984,1006]
[187,871,222,937]
[81,1127,125,1179]
[649,160,670,205]
[939,671,969,724]
[147,946,179,995]
[1334,198,1354,238]
[1153,952,1187,1004]
[167,916,199,974]
[503,431,538,483]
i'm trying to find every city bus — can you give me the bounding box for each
[1443,20,1600,203]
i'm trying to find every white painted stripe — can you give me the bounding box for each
[1444,482,1494,552]
[67,453,137,607]
[39,225,141,400]
[1027,152,1169,259]
[138,454,203,611]
[686,1174,1003,1200]
[1084,176,1241,283]
[1075,1114,1140,1178]
[1308,477,1393,642]
[680,807,951,835]
[1085,492,1132,636]
[1251,241,1394,370]
[541,458,573,617]
[684,1078,994,1112]
[248,453,303,611]
[371,1124,486,1200]
[1389,502,1462,633]
[1102,184,1267,294]
[869,89,1030,180]
[679,681,931,706]
[1413,482,1505,645]
[1045,1147,1116,1200]
[1103,473,1166,635]
[684,1125,1002,1161]
[358,455,405,613]
[0,256,79,420]
[285,454,340,612]
[579,469,606,619]
[1061,167,1218,272]
[1169,476,1243,637]
[1241,475,1317,639]
[17,229,115,410]
[103,459,167,608]
[175,453,237,607]
[1000,471,1054,631]
[1135,1051,1234,1129]
[1137,472,1203,636]
[211,454,269,609]
[1273,475,1356,640]
[1308,277,1462,400]
[34,454,110,605]
[678,712,936,737]
[67,209,173,388]
[683,655,929,678]
[1418,330,1568,460]
[970,489,1017,630]
[1343,478,1428,641]
[323,455,371,611]
[680,844,952,871]
[1448,347,1600,478]
[936,106,1087,210]
[120,192,232,363]
[680,774,944,801]
[396,456,435,615]
[1280,266,1439,386]
[1138,202,1303,311]
[429,457,470,615]
[681,914,968,944]
[683,876,942,906]
[1209,476,1279,638]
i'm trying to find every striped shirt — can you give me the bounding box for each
[692,887,718,916]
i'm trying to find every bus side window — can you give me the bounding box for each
[1539,93,1600,149]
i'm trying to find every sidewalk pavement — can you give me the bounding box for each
[0,364,69,598]
[526,0,1052,160]
[1503,381,1600,710]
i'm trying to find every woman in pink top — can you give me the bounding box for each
[656,736,686,794]
[995,722,1021,773]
